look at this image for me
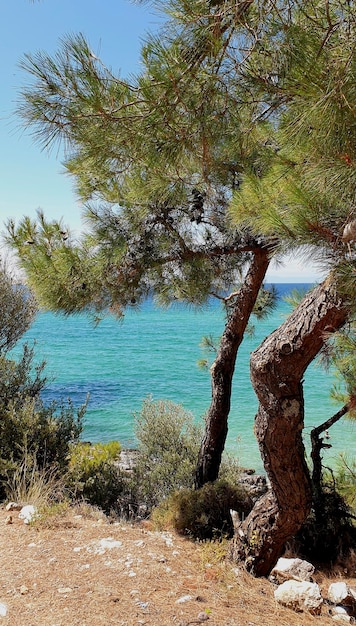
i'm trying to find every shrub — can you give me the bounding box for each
[65,441,124,514]
[0,265,85,502]
[0,264,37,354]
[152,479,252,540]
[132,398,203,511]
[0,345,85,500]
[294,485,356,565]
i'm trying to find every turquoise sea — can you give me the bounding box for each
[15,284,355,473]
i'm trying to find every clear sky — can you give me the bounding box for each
[0,0,325,283]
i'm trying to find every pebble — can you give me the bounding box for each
[0,603,8,617]
[5,502,22,511]
[197,613,210,622]
[176,595,194,604]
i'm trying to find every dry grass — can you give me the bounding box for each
[0,504,354,626]
[4,459,65,510]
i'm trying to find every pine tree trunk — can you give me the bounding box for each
[230,275,348,576]
[195,248,270,488]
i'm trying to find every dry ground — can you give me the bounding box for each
[0,505,354,626]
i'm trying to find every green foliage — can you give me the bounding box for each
[333,454,356,510]
[328,327,356,417]
[283,287,311,309]
[132,398,203,510]
[0,345,84,501]
[0,264,85,501]
[65,441,124,514]
[0,262,37,354]
[152,479,252,540]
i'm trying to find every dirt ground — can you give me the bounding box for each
[0,504,354,626]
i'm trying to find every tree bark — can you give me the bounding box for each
[195,248,270,488]
[230,274,349,576]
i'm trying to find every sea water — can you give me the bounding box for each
[14,284,355,473]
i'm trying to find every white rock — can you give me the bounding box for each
[0,603,8,617]
[197,612,210,622]
[87,537,123,554]
[176,595,194,604]
[5,501,21,511]
[270,557,315,582]
[274,580,323,615]
[330,607,356,623]
[57,587,73,594]
[98,537,122,550]
[332,607,352,616]
[331,616,355,624]
[18,505,37,524]
[162,532,174,547]
[328,582,356,607]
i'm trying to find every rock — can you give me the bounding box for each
[328,583,356,609]
[197,612,210,622]
[87,537,123,554]
[19,585,29,595]
[329,605,356,622]
[18,505,37,524]
[270,557,315,583]
[5,502,22,511]
[0,603,7,617]
[274,580,323,615]
[5,516,12,525]
[331,606,352,616]
[57,587,73,594]
[331,614,355,624]
[176,595,194,604]
[237,472,268,502]
[118,449,140,473]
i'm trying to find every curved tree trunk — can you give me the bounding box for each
[230,275,348,576]
[195,248,270,488]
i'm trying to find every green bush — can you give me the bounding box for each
[65,441,124,513]
[152,479,252,540]
[0,345,84,499]
[132,398,203,510]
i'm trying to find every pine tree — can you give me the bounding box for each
[7,2,278,490]
[228,0,356,574]
[5,0,355,574]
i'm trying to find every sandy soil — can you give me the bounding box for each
[0,505,354,626]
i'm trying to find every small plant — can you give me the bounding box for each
[65,441,124,514]
[152,479,252,540]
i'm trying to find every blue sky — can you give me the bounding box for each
[0,0,324,282]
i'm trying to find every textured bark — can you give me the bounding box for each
[230,275,348,576]
[195,248,270,488]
